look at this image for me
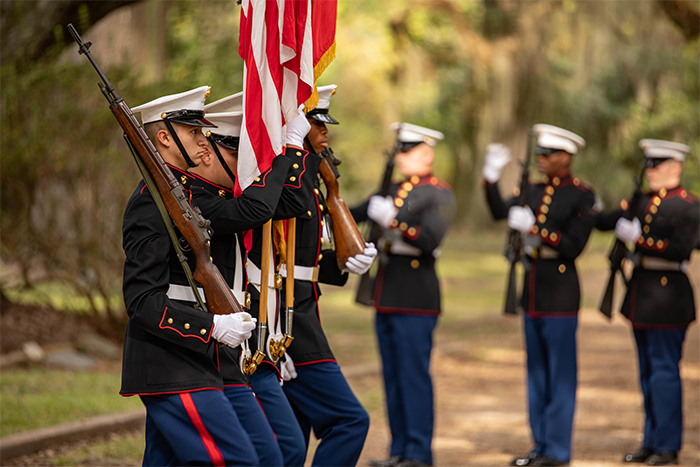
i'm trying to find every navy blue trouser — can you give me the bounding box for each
[250,365,306,466]
[634,327,687,453]
[524,314,578,463]
[224,384,284,466]
[140,389,259,466]
[282,361,370,467]
[376,313,438,465]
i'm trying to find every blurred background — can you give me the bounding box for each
[0,1,698,465]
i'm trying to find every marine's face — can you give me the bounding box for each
[536,151,571,177]
[395,143,434,178]
[175,123,209,166]
[305,119,329,154]
[646,158,681,192]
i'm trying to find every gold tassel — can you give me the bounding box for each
[273,220,287,264]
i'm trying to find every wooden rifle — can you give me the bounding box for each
[598,164,645,319]
[316,146,366,269]
[354,140,398,306]
[503,131,534,315]
[68,24,244,316]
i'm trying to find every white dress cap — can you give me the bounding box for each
[390,122,445,147]
[639,139,690,162]
[132,85,212,125]
[204,91,243,113]
[307,84,339,124]
[532,124,586,155]
[203,112,243,138]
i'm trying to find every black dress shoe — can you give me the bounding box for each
[396,459,431,467]
[624,448,655,463]
[510,452,541,466]
[530,457,567,466]
[369,456,404,467]
[645,452,678,466]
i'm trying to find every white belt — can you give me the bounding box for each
[640,256,688,273]
[279,264,319,282]
[167,284,249,309]
[246,259,281,289]
[390,239,423,257]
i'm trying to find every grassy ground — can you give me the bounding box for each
[3,228,699,466]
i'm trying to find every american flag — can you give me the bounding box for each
[237,0,337,197]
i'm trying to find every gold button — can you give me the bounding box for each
[168,318,174,324]
[541,205,549,214]
[307,211,312,217]
[218,189,226,198]
[275,274,282,289]
[391,219,399,227]
[319,205,324,211]
[205,131,212,137]
[210,256,213,262]
[552,177,560,186]
[541,228,549,237]
[411,175,420,184]
[543,195,552,204]
[320,238,325,244]
[245,294,251,308]
[573,178,580,186]
[254,177,261,182]
[660,276,668,286]
[411,259,420,269]
[200,329,207,335]
[659,188,667,198]
[620,199,629,210]
[320,219,324,227]
[537,214,547,224]
[184,323,191,330]
[403,182,413,191]
[681,190,687,198]
[638,236,644,244]
[653,197,661,206]
[643,225,650,234]
[656,239,664,249]
[550,232,558,241]
[399,222,407,231]
[645,214,653,223]
[181,175,188,184]
[398,189,408,198]
[289,176,297,182]
[395,198,404,207]
[318,253,323,261]
[532,225,539,234]
[646,237,654,246]
[161,112,168,119]
[296,151,302,156]
[314,188,320,195]
[408,227,416,236]
[546,186,555,195]
[512,187,521,197]
[650,206,657,214]
[430,176,438,185]
[558,264,566,273]
[293,163,299,169]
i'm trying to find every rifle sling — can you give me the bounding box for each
[123,135,208,313]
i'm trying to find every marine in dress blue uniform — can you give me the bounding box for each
[596,139,698,466]
[352,123,455,467]
[122,86,259,466]
[279,84,373,467]
[483,125,597,467]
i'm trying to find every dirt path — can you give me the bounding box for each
[352,310,700,467]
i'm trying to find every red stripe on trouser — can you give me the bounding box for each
[180,393,225,467]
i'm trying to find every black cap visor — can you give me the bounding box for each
[535,146,569,157]
[397,141,423,153]
[211,133,240,151]
[164,109,217,128]
[307,108,339,125]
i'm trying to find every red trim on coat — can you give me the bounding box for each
[403,225,421,241]
[540,231,562,247]
[223,383,250,388]
[187,171,233,193]
[528,261,537,313]
[139,184,148,195]
[180,392,226,467]
[375,306,440,316]
[294,358,337,366]
[249,166,273,188]
[158,307,213,343]
[526,310,578,318]
[119,387,224,397]
[283,151,309,188]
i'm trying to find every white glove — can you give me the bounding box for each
[367,195,397,229]
[482,143,511,183]
[280,354,297,382]
[344,243,378,275]
[615,217,642,244]
[285,104,311,149]
[212,312,256,348]
[507,206,536,233]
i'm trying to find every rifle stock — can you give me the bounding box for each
[598,165,645,318]
[70,24,243,316]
